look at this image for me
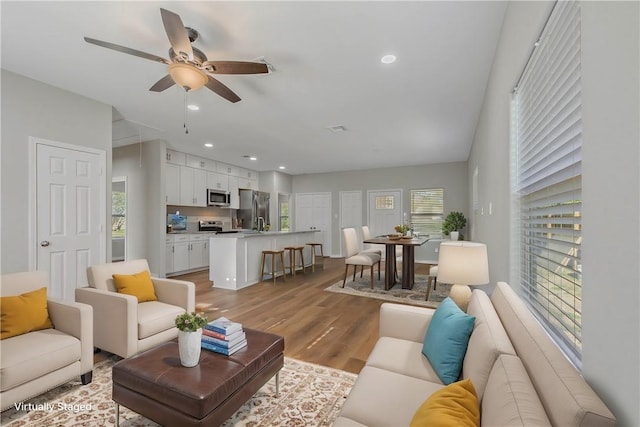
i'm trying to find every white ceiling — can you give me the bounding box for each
[1,1,506,175]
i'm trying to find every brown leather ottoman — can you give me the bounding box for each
[112,328,284,426]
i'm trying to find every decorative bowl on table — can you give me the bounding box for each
[387,233,402,240]
[400,235,414,240]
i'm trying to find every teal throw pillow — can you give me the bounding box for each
[422,297,476,385]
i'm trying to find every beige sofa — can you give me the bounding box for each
[1,271,93,411]
[334,282,616,426]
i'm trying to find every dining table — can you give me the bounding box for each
[363,235,429,290]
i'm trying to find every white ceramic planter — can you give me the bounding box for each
[450,231,459,241]
[178,329,202,367]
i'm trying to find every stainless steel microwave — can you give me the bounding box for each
[207,189,231,207]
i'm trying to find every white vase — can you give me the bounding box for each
[178,329,202,367]
[450,231,459,241]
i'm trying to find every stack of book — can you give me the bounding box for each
[201,317,247,356]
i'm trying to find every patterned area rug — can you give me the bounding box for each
[325,272,451,308]
[1,356,356,426]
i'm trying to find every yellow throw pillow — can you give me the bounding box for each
[112,270,157,302]
[1,287,53,340]
[410,379,480,427]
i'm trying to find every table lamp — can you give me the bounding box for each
[436,241,489,312]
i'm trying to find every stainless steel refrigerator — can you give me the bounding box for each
[238,190,270,231]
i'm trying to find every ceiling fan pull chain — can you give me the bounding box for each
[184,90,189,134]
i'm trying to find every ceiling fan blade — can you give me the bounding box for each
[160,8,193,61]
[149,74,176,92]
[205,76,241,103]
[84,37,170,65]
[203,61,269,75]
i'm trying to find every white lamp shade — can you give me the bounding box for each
[437,241,489,286]
[168,63,208,91]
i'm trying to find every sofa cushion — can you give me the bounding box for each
[410,378,480,427]
[0,328,81,390]
[462,290,516,399]
[492,282,616,427]
[137,301,184,339]
[366,337,442,383]
[0,287,53,340]
[423,297,475,384]
[338,366,444,427]
[482,354,551,426]
[113,270,157,303]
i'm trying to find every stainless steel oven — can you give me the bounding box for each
[207,189,230,207]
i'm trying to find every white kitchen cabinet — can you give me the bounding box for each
[186,154,215,171]
[172,235,190,273]
[180,166,207,206]
[165,236,174,275]
[165,164,181,205]
[207,171,229,191]
[228,176,240,209]
[189,235,209,269]
[239,178,258,190]
[217,162,239,176]
[166,150,186,165]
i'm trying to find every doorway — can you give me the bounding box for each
[112,177,127,262]
[367,189,403,238]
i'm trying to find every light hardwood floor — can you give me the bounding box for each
[174,257,430,374]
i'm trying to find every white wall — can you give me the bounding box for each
[0,70,112,273]
[292,162,468,258]
[468,2,639,425]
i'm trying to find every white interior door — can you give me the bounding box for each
[368,190,403,238]
[36,140,105,300]
[340,191,363,256]
[295,192,332,256]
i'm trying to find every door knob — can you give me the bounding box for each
[40,241,50,247]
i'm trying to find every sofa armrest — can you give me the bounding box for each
[152,277,195,312]
[379,303,435,342]
[75,287,138,358]
[47,299,94,375]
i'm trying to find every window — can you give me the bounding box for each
[512,1,582,365]
[279,199,290,231]
[410,188,444,235]
[375,196,394,209]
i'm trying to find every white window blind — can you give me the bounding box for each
[410,189,444,235]
[513,1,583,363]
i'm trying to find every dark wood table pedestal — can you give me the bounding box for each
[364,236,428,290]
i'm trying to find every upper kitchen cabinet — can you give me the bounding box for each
[216,162,239,176]
[166,150,186,165]
[180,167,207,206]
[165,163,181,205]
[186,154,216,171]
[207,171,229,191]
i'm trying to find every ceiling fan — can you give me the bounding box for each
[84,8,268,103]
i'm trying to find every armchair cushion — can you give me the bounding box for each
[113,270,157,302]
[0,328,81,390]
[138,301,185,339]
[1,287,53,339]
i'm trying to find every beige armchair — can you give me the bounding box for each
[0,271,93,410]
[75,259,195,358]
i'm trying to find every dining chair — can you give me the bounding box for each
[342,228,381,289]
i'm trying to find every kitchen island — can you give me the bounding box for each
[209,230,319,290]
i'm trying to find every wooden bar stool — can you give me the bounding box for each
[260,249,286,284]
[306,243,324,272]
[284,246,306,276]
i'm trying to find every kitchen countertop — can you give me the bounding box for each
[209,230,319,238]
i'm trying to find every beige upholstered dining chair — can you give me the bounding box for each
[342,228,381,289]
[360,226,383,257]
[1,271,94,410]
[75,259,195,358]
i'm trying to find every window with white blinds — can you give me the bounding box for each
[512,0,583,364]
[410,189,444,235]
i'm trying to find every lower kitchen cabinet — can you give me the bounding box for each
[166,234,210,276]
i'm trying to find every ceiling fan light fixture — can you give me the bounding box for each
[168,63,208,91]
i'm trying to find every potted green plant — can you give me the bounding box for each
[442,211,467,240]
[175,312,208,367]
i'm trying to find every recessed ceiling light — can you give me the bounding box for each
[381,54,396,64]
[249,156,257,161]
[204,143,213,148]
[279,166,286,170]
[187,104,200,111]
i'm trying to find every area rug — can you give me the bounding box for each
[325,272,451,308]
[1,356,356,427]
